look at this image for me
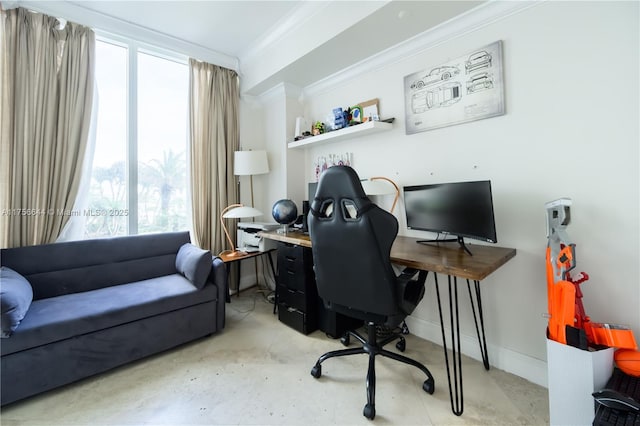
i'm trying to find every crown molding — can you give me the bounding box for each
[239,1,332,67]
[255,82,303,105]
[7,0,239,71]
[303,0,541,98]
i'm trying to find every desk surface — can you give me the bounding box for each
[260,231,516,281]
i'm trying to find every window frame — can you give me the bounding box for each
[94,31,189,235]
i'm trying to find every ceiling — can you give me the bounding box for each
[4,1,486,95]
[67,0,305,59]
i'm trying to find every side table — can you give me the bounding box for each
[218,249,277,302]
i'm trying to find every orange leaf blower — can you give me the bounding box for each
[545,198,636,350]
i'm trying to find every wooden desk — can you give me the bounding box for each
[262,231,515,281]
[261,230,516,416]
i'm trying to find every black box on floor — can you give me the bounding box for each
[317,299,363,338]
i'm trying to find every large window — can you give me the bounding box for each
[85,38,189,238]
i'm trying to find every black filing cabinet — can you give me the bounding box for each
[276,242,318,334]
[276,241,363,337]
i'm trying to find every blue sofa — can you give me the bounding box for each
[0,232,226,406]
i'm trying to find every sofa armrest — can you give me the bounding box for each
[209,256,227,328]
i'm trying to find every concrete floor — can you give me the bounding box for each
[1,289,549,425]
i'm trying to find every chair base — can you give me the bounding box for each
[310,321,435,420]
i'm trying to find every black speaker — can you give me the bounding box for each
[301,200,310,232]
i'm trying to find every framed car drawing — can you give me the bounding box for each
[404,40,505,134]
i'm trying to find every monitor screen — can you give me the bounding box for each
[403,180,497,243]
[308,182,319,200]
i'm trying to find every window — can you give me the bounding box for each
[85,38,189,238]
[86,40,127,237]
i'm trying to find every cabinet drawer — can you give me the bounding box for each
[277,243,305,262]
[277,251,307,276]
[277,285,307,312]
[276,242,314,292]
[278,303,316,335]
[277,267,308,292]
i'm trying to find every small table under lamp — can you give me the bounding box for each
[219,204,276,299]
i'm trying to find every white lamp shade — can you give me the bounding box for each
[234,150,269,176]
[222,206,263,219]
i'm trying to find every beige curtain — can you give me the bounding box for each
[0,8,95,248]
[188,59,239,253]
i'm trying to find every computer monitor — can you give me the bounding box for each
[308,182,318,200]
[301,182,319,233]
[403,180,497,254]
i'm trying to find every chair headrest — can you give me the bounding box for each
[312,166,370,219]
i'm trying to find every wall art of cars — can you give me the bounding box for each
[403,40,504,134]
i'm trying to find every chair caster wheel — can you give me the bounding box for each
[363,403,376,420]
[340,334,350,346]
[310,364,321,378]
[395,337,406,352]
[423,378,435,394]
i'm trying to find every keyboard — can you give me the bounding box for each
[594,369,640,426]
[608,369,640,401]
[595,407,640,426]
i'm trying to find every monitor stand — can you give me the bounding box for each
[416,236,473,256]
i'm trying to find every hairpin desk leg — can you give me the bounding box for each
[434,274,493,416]
[467,279,490,370]
[434,273,464,416]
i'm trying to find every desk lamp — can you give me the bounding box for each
[361,176,400,214]
[234,150,269,208]
[220,204,263,257]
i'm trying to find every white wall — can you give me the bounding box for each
[243,85,306,217]
[290,1,638,386]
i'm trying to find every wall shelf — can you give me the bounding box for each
[287,120,393,149]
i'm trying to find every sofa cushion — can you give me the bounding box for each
[175,243,211,289]
[1,267,34,338]
[1,232,190,300]
[0,274,217,356]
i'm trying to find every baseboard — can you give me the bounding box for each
[405,316,548,388]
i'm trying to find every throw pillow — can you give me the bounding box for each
[175,243,211,290]
[1,266,34,338]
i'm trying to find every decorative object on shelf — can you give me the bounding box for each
[350,105,363,125]
[234,150,269,208]
[359,98,380,122]
[319,102,378,135]
[294,117,307,140]
[361,176,400,214]
[272,199,298,233]
[333,107,346,130]
[343,109,350,126]
[312,121,325,136]
[404,40,504,134]
[220,204,263,257]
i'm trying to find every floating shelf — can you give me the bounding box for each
[287,120,393,149]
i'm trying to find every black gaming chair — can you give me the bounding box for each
[307,166,435,420]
